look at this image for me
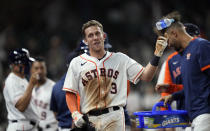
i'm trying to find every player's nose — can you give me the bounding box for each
[36,68,42,73]
[93,34,99,40]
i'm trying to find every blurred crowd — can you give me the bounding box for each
[0,0,210,130]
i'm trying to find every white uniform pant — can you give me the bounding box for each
[175,127,192,131]
[88,107,125,131]
[7,120,38,131]
[191,113,210,131]
[39,123,58,131]
[58,127,71,131]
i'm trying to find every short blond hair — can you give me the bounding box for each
[82,20,103,37]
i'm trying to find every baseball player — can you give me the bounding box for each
[63,20,168,131]
[50,33,124,131]
[156,23,201,108]
[31,57,58,131]
[156,11,210,131]
[156,23,200,131]
[3,48,39,131]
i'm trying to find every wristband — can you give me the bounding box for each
[150,55,160,66]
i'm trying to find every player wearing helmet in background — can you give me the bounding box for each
[3,48,39,131]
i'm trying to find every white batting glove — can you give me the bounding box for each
[72,111,86,128]
[154,36,168,57]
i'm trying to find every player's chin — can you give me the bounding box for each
[94,45,103,51]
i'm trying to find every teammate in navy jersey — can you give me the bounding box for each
[156,11,210,131]
[50,41,87,131]
[156,23,200,131]
[50,74,72,131]
[156,23,200,111]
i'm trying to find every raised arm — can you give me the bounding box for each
[15,72,38,112]
[140,36,168,82]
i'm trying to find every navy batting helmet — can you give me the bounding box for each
[75,40,89,53]
[104,33,112,49]
[9,48,34,65]
[184,23,200,37]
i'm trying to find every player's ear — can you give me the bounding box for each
[103,32,106,42]
[170,30,177,38]
[174,30,178,38]
[103,32,106,39]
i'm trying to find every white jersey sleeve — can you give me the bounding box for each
[4,77,24,105]
[63,58,79,94]
[121,53,144,84]
[157,61,166,85]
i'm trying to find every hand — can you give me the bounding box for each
[155,84,170,93]
[154,36,168,57]
[29,72,39,85]
[158,94,173,106]
[72,111,86,128]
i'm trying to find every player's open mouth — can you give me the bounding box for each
[94,42,100,45]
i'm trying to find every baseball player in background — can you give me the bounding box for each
[156,23,200,131]
[63,20,168,131]
[3,48,39,131]
[50,41,87,131]
[156,11,210,131]
[31,57,58,131]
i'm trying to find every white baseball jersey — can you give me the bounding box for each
[32,78,58,129]
[63,51,144,114]
[3,72,39,121]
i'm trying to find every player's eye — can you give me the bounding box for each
[88,33,93,38]
[95,31,100,36]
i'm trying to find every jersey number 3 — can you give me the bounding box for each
[110,82,117,94]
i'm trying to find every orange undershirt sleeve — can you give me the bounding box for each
[66,92,79,113]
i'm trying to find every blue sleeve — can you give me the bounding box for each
[198,40,210,75]
[50,86,57,112]
[172,89,184,101]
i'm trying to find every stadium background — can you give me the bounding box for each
[0,0,209,130]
